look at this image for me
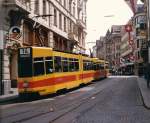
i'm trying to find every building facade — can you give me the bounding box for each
[94,36,105,60]
[120,21,135,75]
[110,25,122,74]
[133,4,147,76]
[0,0,88,95]
[103,25,122,74]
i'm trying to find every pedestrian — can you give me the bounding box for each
[145,63,150,88]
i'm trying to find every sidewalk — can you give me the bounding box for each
[0,88,18,103]
[137,77,150,109]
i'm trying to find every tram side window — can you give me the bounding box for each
[74,58,79,71]
[54,56,62,72]
[62,57,69,72]
[105,64,109,69]
[91,62,94,70]
[97,64,100,70]
[100,64,104,70]
[83,61,87,71]
[69,58,75,72]
[83,60,91,71]
[33,57,45,76]
[45,57,53,74]
[94,63,99,70]
[87,62,92,70]
[93,63,97,70]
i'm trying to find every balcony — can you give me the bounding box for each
[68,32,78,42]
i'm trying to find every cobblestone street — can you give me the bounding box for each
[52,77,150,123]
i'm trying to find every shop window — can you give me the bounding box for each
[54,56,62,72]
[33,57,45,76]
[45,57,53,74]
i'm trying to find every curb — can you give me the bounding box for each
[137,77,150,109]
[0,94,18,103]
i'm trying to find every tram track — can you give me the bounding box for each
[7,78,120,123]
[11,87,105,123]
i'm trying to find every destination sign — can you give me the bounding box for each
[19,48,31,57]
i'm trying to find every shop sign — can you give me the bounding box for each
[125,24,132,32]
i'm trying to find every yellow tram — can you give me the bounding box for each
[18,47,108,96]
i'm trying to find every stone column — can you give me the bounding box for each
[0,1,11,95]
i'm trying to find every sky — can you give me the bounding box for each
[85,0,134,51]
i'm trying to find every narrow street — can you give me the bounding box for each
[1,76,150,123]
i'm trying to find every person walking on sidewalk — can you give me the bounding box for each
[145,63,150,88]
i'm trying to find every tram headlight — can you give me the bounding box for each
[23,82,29,88]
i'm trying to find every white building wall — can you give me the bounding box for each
[0,1,12,94]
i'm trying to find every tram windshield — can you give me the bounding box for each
[18,48,32,77]
[18,57,32,77]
